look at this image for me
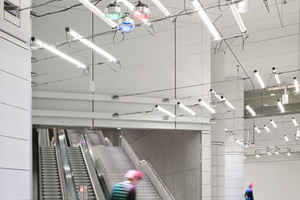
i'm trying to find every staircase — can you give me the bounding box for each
[67,147,96,200]
[91,146,161,200]
[40,146,62,199]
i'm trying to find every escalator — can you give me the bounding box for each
[67,147,96,200]
[39,146,63,199]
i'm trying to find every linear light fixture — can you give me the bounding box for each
[221,96,235,110]
[210,89,222,101]
[254,126,261,133]
[177,102,196,116]
[235,139,243,146]
[78,0,118,28]
[243,154,246,159]
[264,125,270,133]
[254,70,265,89]
[190,0,222,41]
[31,37,86,68]
[155,105,176,118]
[246,105,256,116]
[272,67,281,85]
[294,77,299,93]
[277,100,285,113]
[286,148,291,156]
[117,0,135,11]
[255,152,260,158]
[266,147,272,156]
[151,0,172,17]
[198,99,216,114]
[66,27,118,63]
[284,135,289,142]
[229,0,247,33]
[292,117,298,126]
[274,149,279,155]
[270,119,277,128]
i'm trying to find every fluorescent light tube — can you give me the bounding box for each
[246,105,256,116]
[267,150,272,156]
[238,0,250,13]
[284,135,289,142]
[274,150,279,155]
[270,119,277,128]
[254,126,261,133]
[210,89,222,101]
[66,28,118,63]
[264,125,270,133]
[277,100,285,113]
[117,0,135,11]
[255,154,260,158]
[243,154,246,159]
[190,0,222,41]
[78,0,118,28]
[155,105,176,118]
[272,67,281,84]
[31,37,86,68]
[198,99,216,114]
[294,77,299,93]
[286,150,291,156]
[254,70,265,89]
[292,117,298,126]
[177,102,196,116]
[229,0,247,33]
[221,96,235,110]
[151,0,172,17]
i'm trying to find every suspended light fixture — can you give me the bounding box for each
[266,147,272,156]
[277,99,285,113]
[272,67,281,85]
[78,0,118,28]
[198,99,216,114]
[264,125,270,133]
[274,149,280,155]
[294,77,299,93]
[221,96,235,110]
[229,0,247,33]
[270,119,277,128]
[31,37,86,68]
[254,70,265,89]
[177,102,196,116]
[133,1,150,20]
[151,0,172,18]
[292,117,298,126]
[284,135,289,142]
[246,105,256,116]
[254,126,261,133]
[105,2,122,20]
[210,89,222,101]
[297,128,300,139]
[118,12,135,33]
[235,139,243,146]
[286,148,291,156]
[66,28,118,63]
[243,154,247,159]
[238,0,250,13]
[155,105,176,118]
[190,0,222,41]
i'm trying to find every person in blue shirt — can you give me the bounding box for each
[244,182,254,200]
[109,170,143,200]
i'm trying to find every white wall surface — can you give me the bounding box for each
[0,3,32,197]
[244,157,300,200]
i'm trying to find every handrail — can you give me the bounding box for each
[57,129,79,200]
[121,136,175,200]
[79,134,105,200]
[81,134,112,199]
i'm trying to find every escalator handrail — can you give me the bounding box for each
[80,134,112,198]
[57,129,79,200]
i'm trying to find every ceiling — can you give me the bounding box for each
[31,0,300,156]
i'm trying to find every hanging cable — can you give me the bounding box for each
[113,31,126,45]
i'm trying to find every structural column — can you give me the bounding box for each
[224,76,244,200]
[210,50,226,200]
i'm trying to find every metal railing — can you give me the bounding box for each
[121,136,175,200]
